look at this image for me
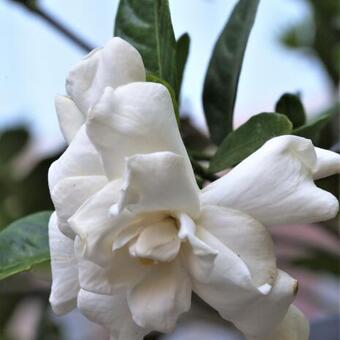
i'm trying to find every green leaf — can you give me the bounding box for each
[293,111,332,144]
[176,33,190,96]
[0,211,52,280]
[203,0,260,145]
[318,104,339,149]
[275,93,306,128]
[146,73,179,122]
[0,127,29,164]
[280,19,314,50]
[292,248,340,277]
[209,113,293,173]
[115,0,178,95]
[180,117,211,152]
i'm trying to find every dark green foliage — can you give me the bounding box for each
[203,0,260,144]
[275,93,306,128]
[0,211,52,280]
[115,0,179,95]
[209,113,293,172]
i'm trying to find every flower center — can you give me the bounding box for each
[113,212,196,263]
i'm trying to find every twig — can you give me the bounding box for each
[10,0,93,52]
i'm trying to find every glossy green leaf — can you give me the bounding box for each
[203,0,260,145]
[0,211,52,280]
[209,113,293,173]
[115,0,178,95]
[0,127,29,164]
[146,73,179,122]
[275,93,306,128]
[293,111,332,144]
[176,33,190,96]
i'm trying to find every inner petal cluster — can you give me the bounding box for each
[113,212,194,264]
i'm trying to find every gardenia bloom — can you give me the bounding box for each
[48,38,340,340]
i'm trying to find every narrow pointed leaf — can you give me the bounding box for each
[209,113,293,172]
[176,33,190,96]
[275,93,306,128]
[203,0,260,145]
[0,211,52,280]
[115,0,178,95]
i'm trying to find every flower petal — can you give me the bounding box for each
[68,180,123,266]
[112,212,166,251]
[66,38,145,115]
[189,227,297,339]
[202,135,339,225]
[76,237,148,295]
[128,259,191,333]
[314,147,340,179]
[254,305,309,340]
[48,212,79,315]
[177,213,218,282]
[77,289,148,340]
[51,175,107,239]
[198,205,276,287]
[132,218,180,262]
[183,226,253,289]
[86,82,192,180]
[115,151,200,218]
[48,126,104,192]
[55,95,85,144]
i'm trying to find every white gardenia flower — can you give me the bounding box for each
[48,37,340,340]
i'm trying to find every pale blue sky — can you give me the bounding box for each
[0,0,333,149]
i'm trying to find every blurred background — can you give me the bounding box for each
[0,0,339,339]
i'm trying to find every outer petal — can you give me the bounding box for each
[77,289,148,340]
[66,38,145,115]
[51,175,107,239]
[202,135,339,225]
[68,180,123,266]
[128,259,191,333]
[115,152,200,218]
[314,147,340,179]
[86,82,193,180]
[199,205,276,287]
[48,126,104,192]
[254,305,309,340]
[55,95,85,144]
[49,212,79,315]
[187,227,298,339]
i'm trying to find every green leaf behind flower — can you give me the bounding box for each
[275,93,306,128]
[292,248,340,277]
[209,113,293,172]
[146,74,179,122]
[293,111,333,144]
[176,33,190,96]
[0,127,29,164]
[0,211,52,280]
[115,0,178,95]
[203,0,260,145]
